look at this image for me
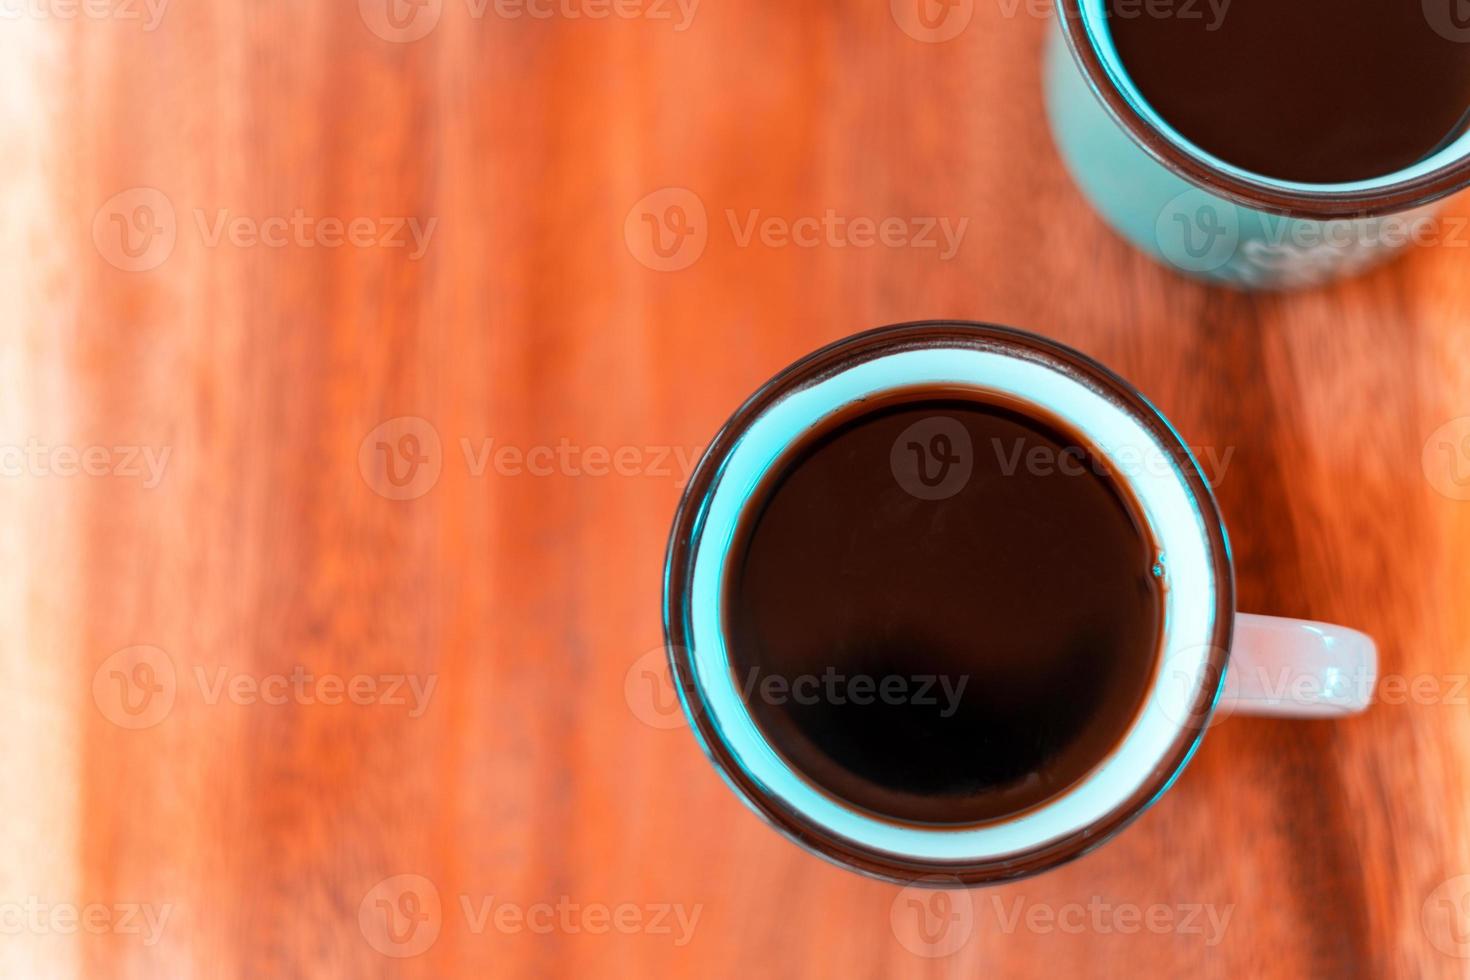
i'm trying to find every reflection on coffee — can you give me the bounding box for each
[723,388,1163,825]
[1106,0,1470,183]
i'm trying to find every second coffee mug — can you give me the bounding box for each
[1045,2,1470,290]
[663,322,1377,884]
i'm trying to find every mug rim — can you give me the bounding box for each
[1054,0,1470,220]
[662,322,1236,885]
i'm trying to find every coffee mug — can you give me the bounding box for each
[663,322,1377,884]
[1044,3,1470,290]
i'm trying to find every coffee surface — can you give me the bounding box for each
[723,391,1163,825]
[1106,0,1470,183]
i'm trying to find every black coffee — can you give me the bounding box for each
[723,389,1163,825]
[1106,0,1470,183]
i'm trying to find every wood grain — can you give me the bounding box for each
[3,0,1469,976]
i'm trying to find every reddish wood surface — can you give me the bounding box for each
[3,1,1470,976]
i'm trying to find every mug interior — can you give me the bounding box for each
[664,323,1235,883]
[1059,0,1470,217]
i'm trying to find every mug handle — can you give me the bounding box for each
[1223,613,1378,717]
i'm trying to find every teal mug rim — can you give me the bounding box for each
[1055,0,1470,220]
[661,322,1236,885]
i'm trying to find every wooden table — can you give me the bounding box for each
[4,1,1468,976]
